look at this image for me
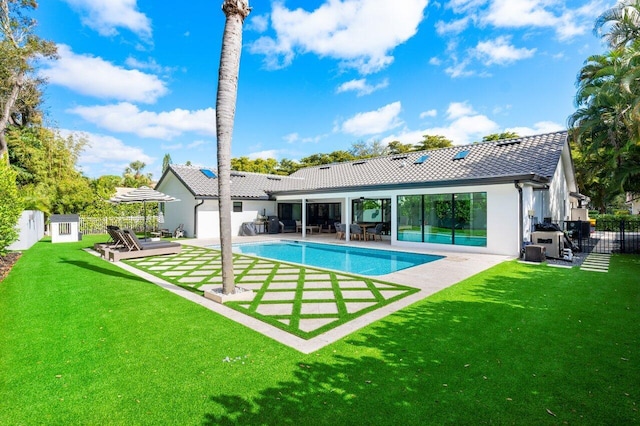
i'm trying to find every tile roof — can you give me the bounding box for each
[162,131,568,198]
[164,165,303,199]
[284,131,568,193]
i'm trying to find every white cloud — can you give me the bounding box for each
[59,129,153,176]
[187,140,209,149]
[247,14,269,33]
[68,102,216,140]
[283,132,300,143]
[420,109,438,119]
[383,101,499,146]
[484,0,558,28]
[474,36,536,65]
[250,0,429,74]
[336,78,389,96]
[62,0,151,38]
[341,101,403,136]
[41,45,167,103]
[447,101,475,119]
[435,17,470,35]
[506,121,564,136]
[248,150,279,160]
[124,56,174,75]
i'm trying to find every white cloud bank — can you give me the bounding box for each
[62,0,152,38]
[336,78,389,96]
[68,102,217,140]
[250,0,428,74]
[41,45,167,104]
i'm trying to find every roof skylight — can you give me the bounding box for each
[414,155,429,164]
[200,169,216,178]
[453,150,470,160]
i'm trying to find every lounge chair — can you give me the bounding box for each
[108,229,181,261]
[94,225,129,257]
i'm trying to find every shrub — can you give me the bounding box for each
[0,157,23,258]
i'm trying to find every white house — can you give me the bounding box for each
[155,131,585,256]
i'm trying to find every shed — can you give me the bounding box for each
[50,214,81,243]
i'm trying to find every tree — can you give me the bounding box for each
[7,126,90,214]
[595,0,640,50]
[0,152,22,257]
[387,140,414,154]
[123,160,152,188]
[216,0,250,295]
[414,134,453,151]
[348,139,388,158]
[300,150,355,167]
[0,0,57,160]
[162,153,172,173]
[482,132,519,142]
[231,156,279,174]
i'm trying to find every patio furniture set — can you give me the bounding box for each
[335,223,384,241]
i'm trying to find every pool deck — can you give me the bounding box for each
[105,234,512,353]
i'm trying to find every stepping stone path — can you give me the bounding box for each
[125,245,418,339]
[580,253,611,273]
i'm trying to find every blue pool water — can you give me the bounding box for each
[227,241,444,276]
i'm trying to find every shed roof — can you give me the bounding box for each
[50,214,80,223]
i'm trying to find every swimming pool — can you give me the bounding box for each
[226,241,444,276]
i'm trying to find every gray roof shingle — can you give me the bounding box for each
[161,131,568,198]
[164,165,303,199]
[283,131,568,192]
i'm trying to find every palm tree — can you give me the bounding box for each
[595,0,640,50]
[216,0,250,295]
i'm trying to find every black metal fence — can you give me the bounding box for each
[556,219,640,254]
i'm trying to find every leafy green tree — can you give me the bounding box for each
[348,139,387,158]
[595,0,640,50]
[0,153,21,257]
[482,132,519,142]
[387,140,414,154]
[7,126,89,214]
[0,0,57,160]
[414,134,453,151]
[231,156,279,174]
[275,158,302,175]
[162,153,172,173]
[123,160,152,188]
[300,150,356,167]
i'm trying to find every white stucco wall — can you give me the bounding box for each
[157,174,197,237]
[8,210,45,250]
[277,183,521,256]
[196,199,276,238]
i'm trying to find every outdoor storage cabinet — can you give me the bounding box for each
[531,231,564,259]
[524,244,546,262]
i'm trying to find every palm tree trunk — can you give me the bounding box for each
[216,0,250,295]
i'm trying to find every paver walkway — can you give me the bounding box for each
[126,245,418,339]
[580,253,611,272]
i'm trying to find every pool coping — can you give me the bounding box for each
[89,237,512,353]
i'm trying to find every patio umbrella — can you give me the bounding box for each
[109,186,179,237]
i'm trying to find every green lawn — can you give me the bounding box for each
[1,235,638,425]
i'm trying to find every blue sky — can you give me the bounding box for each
[35,0,611,179]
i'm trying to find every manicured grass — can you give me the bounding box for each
[1,235,638,424]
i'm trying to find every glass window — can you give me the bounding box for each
[397,195,422,242]
[233,201,242,212]
[454,192,487,246]
[424,194,453,244]
[397,192,487,247]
